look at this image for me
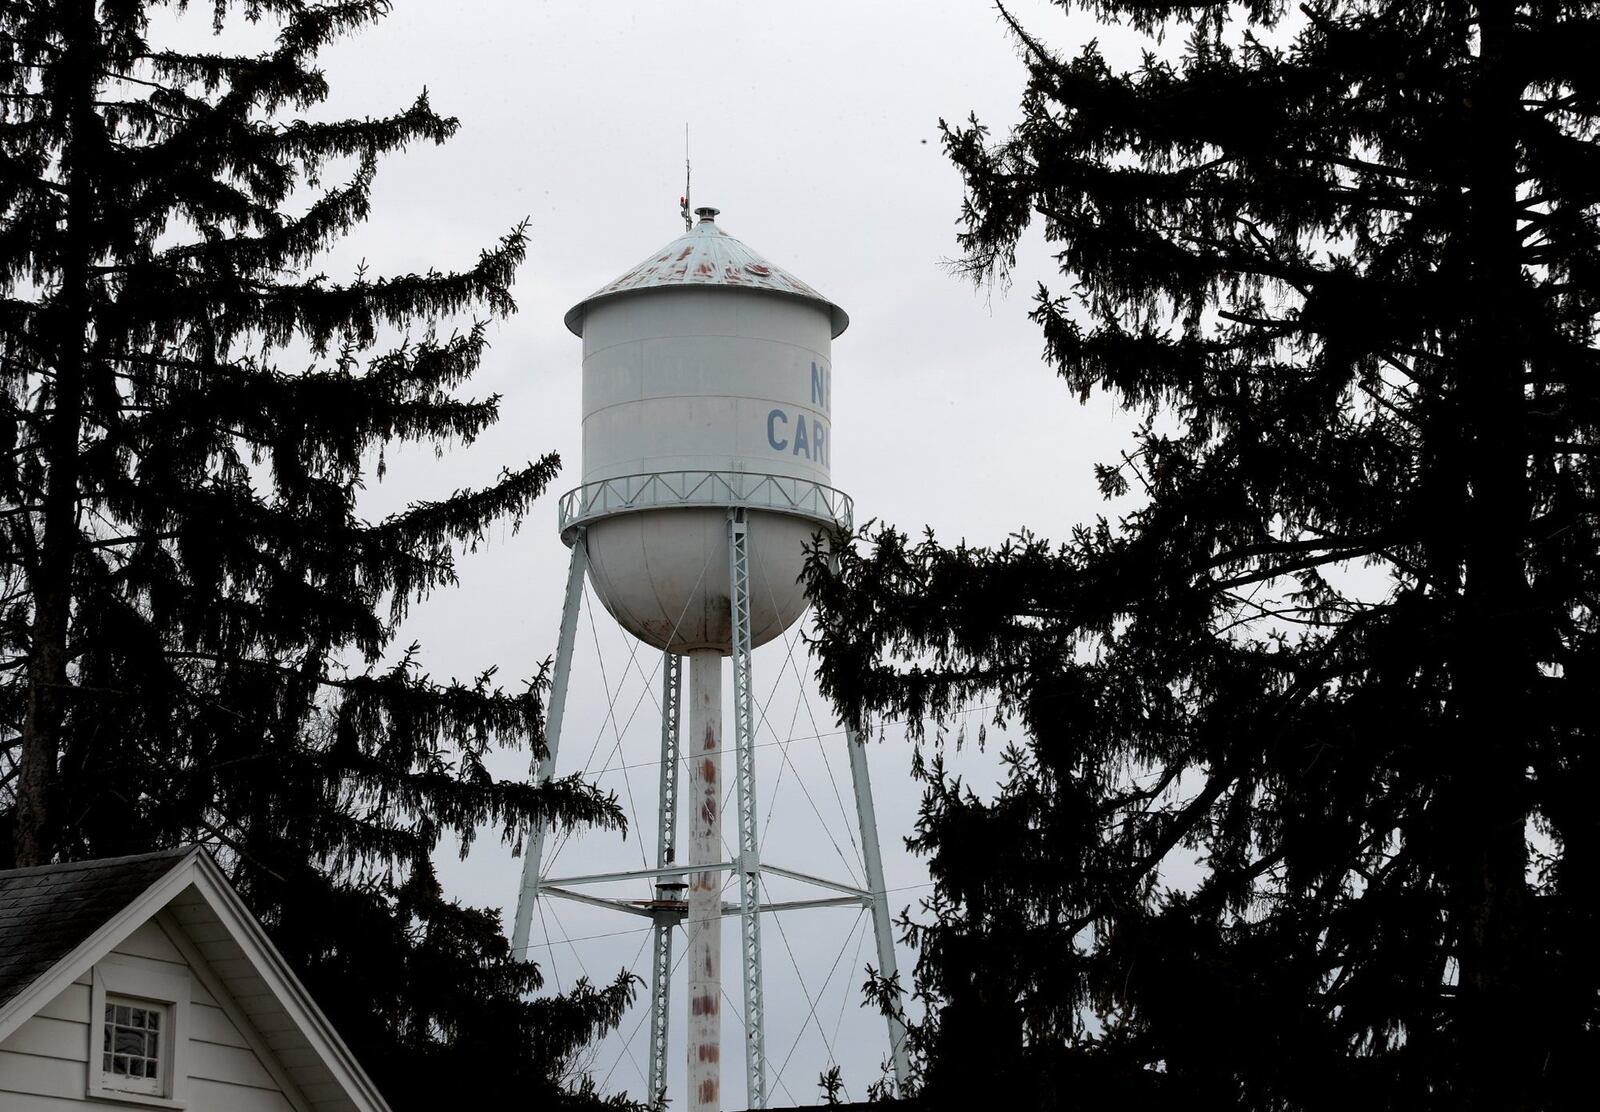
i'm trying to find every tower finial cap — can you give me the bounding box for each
[694,206,720,222]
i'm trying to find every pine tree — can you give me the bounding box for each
[0,2,634,1106]
[807,2,1598,1109]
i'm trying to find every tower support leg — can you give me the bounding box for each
[513,531,589,955]
[647,652,683,1110]
[845,722,912,1091]
[686,648,723,1112]
[728,509,766,1108]
[830,545,910,1090]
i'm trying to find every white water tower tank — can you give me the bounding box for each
[560,207,851,653]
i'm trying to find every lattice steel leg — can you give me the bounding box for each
[826,543,911,1091]
[513,531,588,955]
[728,509,766,1108]
[845,721,911,1090]
[647,651,683,1109]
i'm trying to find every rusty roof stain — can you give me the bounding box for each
[564,210,849,338]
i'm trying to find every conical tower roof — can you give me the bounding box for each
[563,207,849,338]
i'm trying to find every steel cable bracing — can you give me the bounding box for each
[583,589,653,878]
[743,686,856,885]
[519,924,654,950]
[716,622,798,864]
[780,637,865,871]
[600,923,691,1095]
[542,549,712,879]
[748,552,866,884]
[578,919,655,1085]
[829,911,873,1059]
[549,702,901,883]
[765,886,864,1091]
[535,901,564,997]
[754,555,866,877]
[749,635,807,850]
[531,697,1020,779]
[734,555,816,844]
[716,985,800,1110]
[758,618,866,886]
[750,627,821,850]
[539,576,641,877]
[547,899,594,991]
[599,618,688,763]
[746,629,864,887]
[661,689,1019,861]
[755,685,816,875]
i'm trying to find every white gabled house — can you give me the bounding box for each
[0,847,392,1112]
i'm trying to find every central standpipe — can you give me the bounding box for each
[686,650,722,1112]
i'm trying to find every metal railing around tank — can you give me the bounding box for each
[557,470,853,541]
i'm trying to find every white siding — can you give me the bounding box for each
[0,915,296,1110]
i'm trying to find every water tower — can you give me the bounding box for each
[512,207,908,1111]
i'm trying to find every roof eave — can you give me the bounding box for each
[0,850,393,1112]
[0,848,202,1043]
[563,283,850,339]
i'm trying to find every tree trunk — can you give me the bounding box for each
[1450,4,1536,1108]
[13,1,96,867]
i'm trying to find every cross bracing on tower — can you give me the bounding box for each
[516,572,911,1107]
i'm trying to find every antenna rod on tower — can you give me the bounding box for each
[681,124,692,232]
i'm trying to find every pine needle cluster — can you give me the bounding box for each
[807,3,1599,1109]
[1,3,634,1105]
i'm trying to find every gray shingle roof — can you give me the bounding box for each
[0,848,195,1012]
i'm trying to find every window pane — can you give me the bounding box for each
[102,994,167,1092]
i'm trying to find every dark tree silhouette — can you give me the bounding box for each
[0,2,633,1106]
[807,3,1598,1109]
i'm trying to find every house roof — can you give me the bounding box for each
[0,847,391,1112]
[0,848,193,1015]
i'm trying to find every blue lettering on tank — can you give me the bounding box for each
[811,362,829,411]
[767,408,789,451]
[792,416,810,459]
[813,420,825,466]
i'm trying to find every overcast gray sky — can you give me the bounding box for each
[289,1,1150,1105]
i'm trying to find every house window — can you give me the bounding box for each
[102,997,166,1094]
[88,958,190,1107]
